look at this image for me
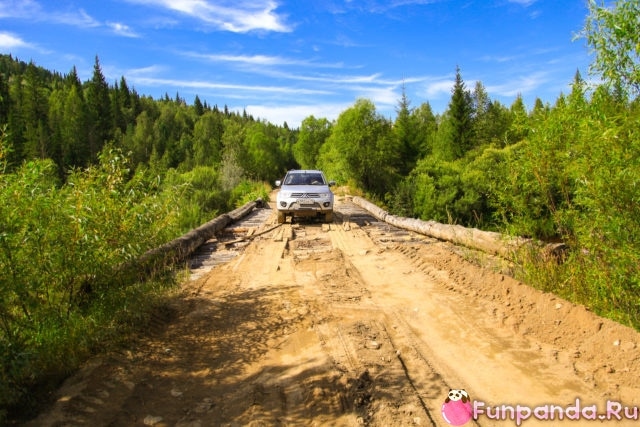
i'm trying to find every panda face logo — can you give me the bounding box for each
[445,389,470,404]
[441,389,473,425]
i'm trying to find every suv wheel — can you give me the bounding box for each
[277,211,286,224]
[324,212,333,223]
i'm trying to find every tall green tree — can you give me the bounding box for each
[193,95,205,117]
[0,72,10,128]
[21,62,50,160]
[471,81,494,146]
[506,94,529,145]
[580,0,640,97]
[191,111,224,167]
[318,98,400,195]
[394,86,421,175]
[293,115,331,170]
[220,119,246,190]
[411,102,437,157]
[126,110,155,167]
[243,122,282,181]
[85,56,112,161]
[436,66,474,160]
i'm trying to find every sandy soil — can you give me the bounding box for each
[24,194,640,427]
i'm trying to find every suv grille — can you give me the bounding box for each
[291,193,321,198]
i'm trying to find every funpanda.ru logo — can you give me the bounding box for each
[473,398,639,426]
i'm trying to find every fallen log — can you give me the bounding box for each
[351,196,564,261]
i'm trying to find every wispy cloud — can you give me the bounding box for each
[126,64,168,76]
[422,79,454,98]
[243,102,351,127]
[0,0,41,19]
[335,0,441,14]
[486,71,549,96]
[125,0,292,33]
[0,1,100,27]
[0,0,141,37]
[107,22,140,37]
[188,52,318,67]
[351,84,400,107]
[127,75,331,96]
[507,0,538,6]
[187,51,427,88]
[52,8,100,28]
[479,54,522,63]
[0,31,33,50]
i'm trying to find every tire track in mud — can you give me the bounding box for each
[24,197,640,426]
[290,211,445,426]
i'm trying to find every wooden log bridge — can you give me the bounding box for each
[121,198,264,280]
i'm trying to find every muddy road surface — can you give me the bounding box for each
[26,194,640,426]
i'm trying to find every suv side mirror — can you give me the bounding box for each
[275,180,281,187]
[328,180,336,187]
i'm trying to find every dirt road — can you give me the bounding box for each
[26,194,640,426]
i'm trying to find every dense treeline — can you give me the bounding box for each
[1,0,639,421]
[0,55,297,189]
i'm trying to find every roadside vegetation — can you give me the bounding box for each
[0,0,638,421]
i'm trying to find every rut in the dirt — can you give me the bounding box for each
[23,197,640,427]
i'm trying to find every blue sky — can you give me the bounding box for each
[0,0,592,127]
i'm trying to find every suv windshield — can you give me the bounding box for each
[284,173,326,186]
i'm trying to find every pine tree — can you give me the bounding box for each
[193,95,204,116]
[411,102,437,158]
[85,56,112,161]
[447,65,474,159]
[394,85,419,175]
[507,94,529,145]
[0,72,9,126]
[22,61,50,159]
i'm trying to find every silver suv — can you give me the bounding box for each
[275,170,335,223]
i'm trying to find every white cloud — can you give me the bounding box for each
[423,80,454,98]
[0,31,33,50]
[0,1,100,27]
[0,0,40,19]
[486,72,549,97]
[53,8,100,27]
[339,0,441,14]
[190,53,314,67]
[242,103,350,128]
[126,0,292,33]
[127,75,331,96]
[107,22,140,37]
[126,64,168,76]
[351,84,400,107]
[0,1,134,36]
[507,0,538,6]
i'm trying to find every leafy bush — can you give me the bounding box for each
[0,146,184,419]
[163,165,228,230]
[509,88,640,328]
[230,179,271,208]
